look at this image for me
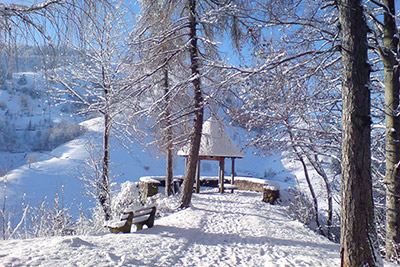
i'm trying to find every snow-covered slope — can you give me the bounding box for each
[0,189,342,267]
[1,115,295,221]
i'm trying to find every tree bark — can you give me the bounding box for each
[180,0,204,208]
[164,66,174,196]
[195,159,200,193]
[381,0,400,260]
[338,0,379,266]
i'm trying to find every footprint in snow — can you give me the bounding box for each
[106,252,126,267]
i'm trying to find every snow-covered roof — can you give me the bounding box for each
[178,117,244,158]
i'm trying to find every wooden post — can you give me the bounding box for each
[195,159,200,193]
[231,158,235,185]
[219,158,225,193]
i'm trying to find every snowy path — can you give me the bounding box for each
[0,190,341,266]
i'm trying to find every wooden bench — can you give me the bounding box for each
[104,205,156,233]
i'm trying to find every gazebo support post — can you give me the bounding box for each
[219,158,225,193]
[231,158,235,185]
[195,159,200,193]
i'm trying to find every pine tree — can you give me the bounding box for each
[338,0,380,265]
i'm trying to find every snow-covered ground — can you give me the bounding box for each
[0,189,342,267]
[2,71,392,266]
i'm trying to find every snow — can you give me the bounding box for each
[236,176,281,190]
[104,220,126,228]
[223,183,238,189]
[124,205,156,213]
[0,189,342,267]
[178,117,245,158]
[264,185,279,191]
[131,214,150,224]
[120,213,130,220]
[281,156,339,213]
[0,72,295,215]
[2,71,395,266]
[0,113,295,220]
[139,177,162,184]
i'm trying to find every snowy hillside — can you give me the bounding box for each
[0,189,342,267]
[0,72,84,154]
[1,115,295,218]
[0,70,295,221]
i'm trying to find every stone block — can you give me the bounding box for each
[262,186,280,204]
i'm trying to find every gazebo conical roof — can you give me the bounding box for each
[178,117,244,158]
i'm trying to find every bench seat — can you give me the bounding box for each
[132,214,150,224]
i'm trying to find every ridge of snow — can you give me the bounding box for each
[139,177,162,184]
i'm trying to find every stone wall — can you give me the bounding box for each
[138,176,280,204]
[233,177,280,192]
[139,177,160,204]
[234,179,265,192]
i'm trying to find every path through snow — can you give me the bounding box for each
[0,190,345,266]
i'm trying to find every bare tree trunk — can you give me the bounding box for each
[195,159,200,193]
[100,65,111,220]
[338,0,379,266]
[180,0,204,208]
[287,124,322,233]
[297,153,322,233]
[306,153,333,238]
[1,178,7,240]
[164,66,174,196]
[381,0,400,260]
[101,110,111,220]
[165,130,174,196]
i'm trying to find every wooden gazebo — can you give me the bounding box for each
[178,117,244,193]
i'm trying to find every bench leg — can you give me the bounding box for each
[146,209,156,228]
[134,207,156,231]
[122,221,132,233]
[135,223,144,231]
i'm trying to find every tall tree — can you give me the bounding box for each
[51,0,129,220]
[178,0,264,207]
[373,0,400,259]
[134,0,189,197]
[179,0,204,208]
[130,0,252,208]
[338,0,380,265]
